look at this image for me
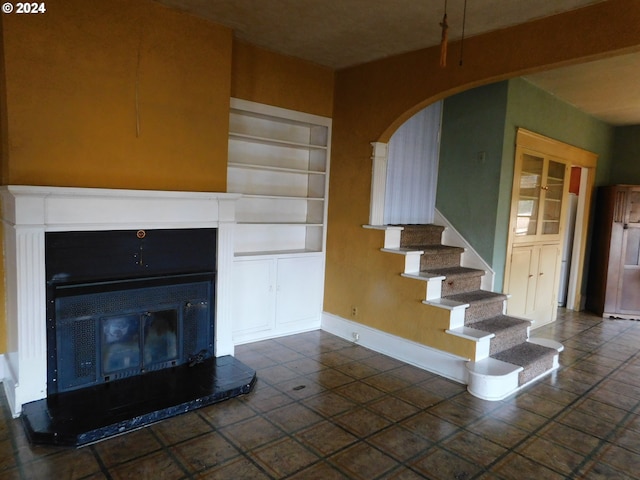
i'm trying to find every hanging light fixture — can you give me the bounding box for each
[439,0,448,67]
[439,0,468,68]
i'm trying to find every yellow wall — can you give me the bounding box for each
[231,40,334,118]
[2,0,232,191]
[324,0,640,358]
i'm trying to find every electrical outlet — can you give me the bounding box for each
[351,306,358,317]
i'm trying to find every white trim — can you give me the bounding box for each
[435,209,495,291]
[566,168,589,310]
[233,322,321,346]
[466,358,522,401]
[369,142,388,226]
[1,185,239,417]
[321,312,468,384]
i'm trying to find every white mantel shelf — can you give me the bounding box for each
[0,185,240,417]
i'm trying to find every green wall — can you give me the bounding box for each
[611,125,640,183]
[437,77,615,290]
[437,81,509,271]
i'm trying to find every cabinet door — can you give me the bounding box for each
[533,244,561,323]
[506,244,560,326]
[514,154,544,238]
[618,191,640,313]
[506,246,538,317]
[231,259,276,338]
[512,153,569,244]
[276,256,324,327]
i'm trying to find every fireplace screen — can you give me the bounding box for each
[101,308,179,374]
[55,279,212,392]
[46,228,217,395]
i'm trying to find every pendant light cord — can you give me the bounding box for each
[459,0,467,66]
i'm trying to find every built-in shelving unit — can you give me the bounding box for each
[227,98,331,256]
[227,98,332,344]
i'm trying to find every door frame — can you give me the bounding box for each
[504,129,598,314]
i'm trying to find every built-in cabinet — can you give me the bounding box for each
[231,255,324,344]
[505,141,570,326]
[507,243,561,323]
[587,185,640,318]
[227,99,331,343]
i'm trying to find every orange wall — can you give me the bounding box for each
[2,0,232,192]
[231,40,334,118]
[324,0,640,356]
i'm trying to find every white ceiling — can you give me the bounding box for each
[154,0,640,126]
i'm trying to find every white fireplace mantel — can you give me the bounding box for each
[0,185,239,417]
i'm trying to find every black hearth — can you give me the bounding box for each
[21,228,255,446]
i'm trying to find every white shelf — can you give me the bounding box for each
[234,249,323,258]
[227,98,331,256]
[229,132,327,150]
[238,194,324,200]
[237,222,323,226]
[228,162,326,175]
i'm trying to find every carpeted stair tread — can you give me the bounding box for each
[397,224,445,248]
[471,315,530,335]
[415,245,464,255]
[423,266,485,278]
[492,342,558,385]
[444,290,507,305]
[471,315,531,355]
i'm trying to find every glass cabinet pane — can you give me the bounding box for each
[542,160,565,235]
[515,154,543,236]
[629,191,640,224]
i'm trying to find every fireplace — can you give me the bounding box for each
[1,186,256,445]
[46,228,217,395]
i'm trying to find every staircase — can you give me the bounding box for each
[379,224,563,401]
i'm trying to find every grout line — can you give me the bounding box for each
[89,444,114,480]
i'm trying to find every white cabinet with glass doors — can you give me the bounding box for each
[506,148,570,326]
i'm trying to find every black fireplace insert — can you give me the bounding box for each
[45,228,217,395]
[21,227,256,447]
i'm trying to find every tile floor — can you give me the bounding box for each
[1,308,640,479]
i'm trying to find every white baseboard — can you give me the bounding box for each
[0,354,19,417]
[321,312,468,384]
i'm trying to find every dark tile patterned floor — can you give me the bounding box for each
[2,309,640,479]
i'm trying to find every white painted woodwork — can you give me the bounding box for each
[228,98,331,256]
[322,312,469,385]
[0,186,239,417]
[369,142,388,226]
[231,259,277,337]
[232,254,324,344]
[506,243,561,326]
[227,99,330,343]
